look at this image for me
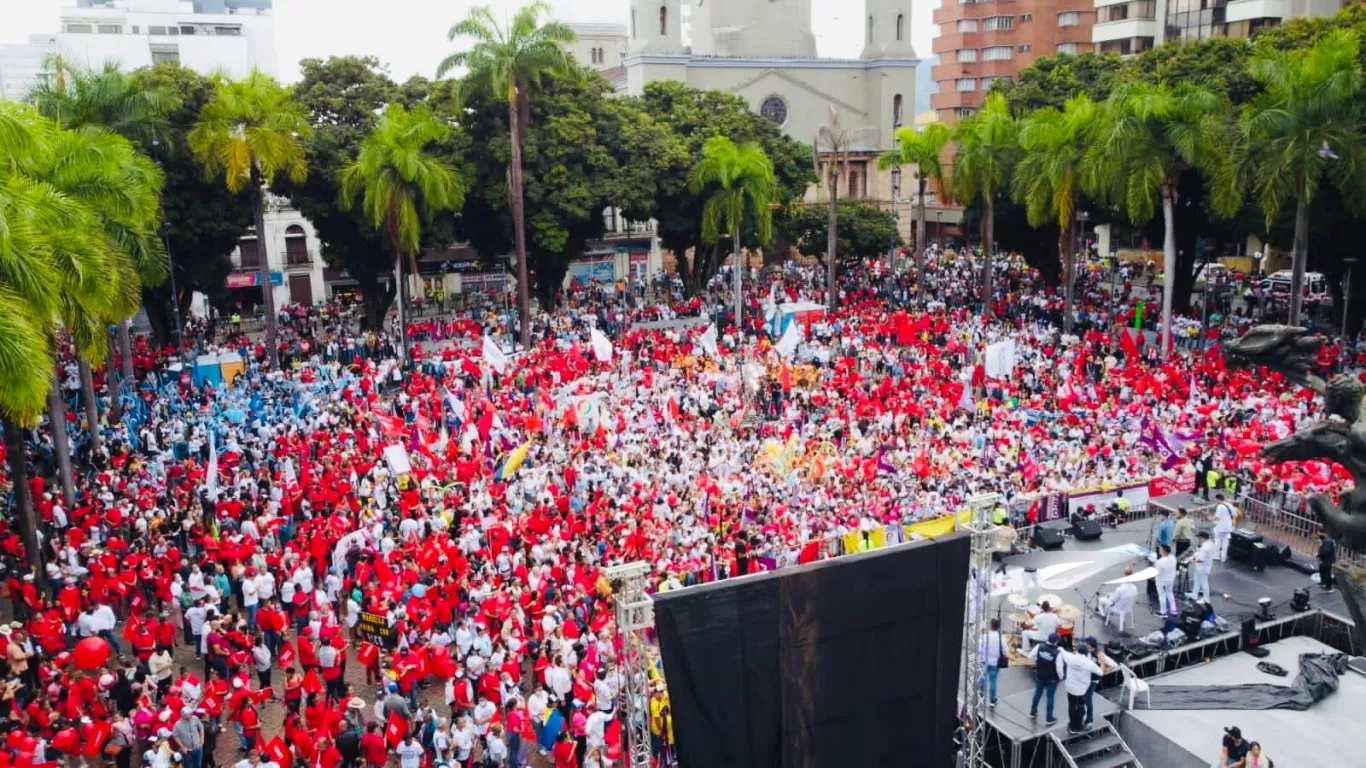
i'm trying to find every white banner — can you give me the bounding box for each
[984,339,1016,378]
[383,444,412,476]
[590,328,613,363]
[775,317,803,359]
[482,335,509,375]
[699,324,719,358]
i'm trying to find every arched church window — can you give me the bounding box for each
[867,15,874,44]
[897,14,905,41]
[660,6,668,36]
[893,94,903,126]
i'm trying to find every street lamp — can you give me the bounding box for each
[1343,257,1359,356]
[889,121,902,274]
[935,211,943,250]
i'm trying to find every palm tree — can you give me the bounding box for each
[1012,95,1097,334]
[188,69,310,369]
[952,93,1018,320]
[438,2,575,343]
[814,107,851,309]
[0,102,117,578]
[878,121,951,290]
[28,57,177,417]
[1085,81,1234,355]
[340,104,465,362]
[689,137,777,332]
[35,123,165,503]
[1240,29,1365,326]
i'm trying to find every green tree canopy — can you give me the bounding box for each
[782,200,901,265]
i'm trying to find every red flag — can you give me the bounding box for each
[1119,327,1141,360]
[264,736,292,768]
[797,540,821,565]
[384,712,408,747]
[302,669,323,695]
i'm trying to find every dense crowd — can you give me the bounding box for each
[0,248,1359,768]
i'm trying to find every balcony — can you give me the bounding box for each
[1092,18,1157,44]
[931,89,984,111]
[932,29,1021,54]
[931,59,1022,81]
[933,0,1020,25]
[1225,0,1289,24]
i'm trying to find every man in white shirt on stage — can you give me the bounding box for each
[1213,494,1236,562]
[1020,601,1062,653]
[1186,531,1216,603]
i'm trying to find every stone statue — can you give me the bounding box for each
[1225,325,1366,635]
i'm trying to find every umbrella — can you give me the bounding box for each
[494,441,530,481]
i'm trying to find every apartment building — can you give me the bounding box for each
[932,0,1096,121]
[1094,0,1349,56]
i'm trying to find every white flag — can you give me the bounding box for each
[482,335,509,375]
[206,429,219,501]
[590,328,613,362]
[699,324,719,358]
[775,318,803,360]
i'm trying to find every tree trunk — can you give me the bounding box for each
[393,241,408,363]
[106,325,122,424]
[3,417,44,583]
[1063,213,1076,335]
[827,171,839,310]
[1161,181,1177,357]
[981,195,994,320]
[250,166,280,369]
[79,358,102,455]
[733,229,743,331]
[47,364,76,509]
[916,176,928,288]
[1289,196,1310,326]
[508,82,532,346]
[118,318,134,380]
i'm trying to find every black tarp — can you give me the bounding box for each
[654,534,971,768]
[1114,653,1350,710]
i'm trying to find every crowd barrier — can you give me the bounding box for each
[1232,481,1363,565]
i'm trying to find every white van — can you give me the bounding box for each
[1258,270,1331,305]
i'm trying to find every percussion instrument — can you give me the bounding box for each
[1007,593,1029,609]
[1055,604,1082,623]
[1038,593,1062,608]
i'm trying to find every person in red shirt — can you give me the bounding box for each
[552,730,577,768]
[359,722,387,768]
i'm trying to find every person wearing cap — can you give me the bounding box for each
[1026,632,1063,725]
[1185,530,1215,603]
[171,707,204,768]
[1056,640,1103,734]
[1221,726,1250,768]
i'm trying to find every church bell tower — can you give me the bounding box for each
[861,0,916,59]
[629,0,684,55]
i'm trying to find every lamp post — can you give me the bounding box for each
[890,163,901,274]
[1343,257,1359,359]
[935,211,943,250]
[150,137,185,357]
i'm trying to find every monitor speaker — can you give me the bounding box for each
[1071,519,1104,541]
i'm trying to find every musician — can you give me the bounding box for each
[1151,545,1178,616]
[1020,601,1061,654]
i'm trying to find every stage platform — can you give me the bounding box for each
[986,517,1353,700]
[984,684,1120,743]
[1122,635,1366,768]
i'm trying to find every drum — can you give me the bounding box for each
[1057,623,1075,650]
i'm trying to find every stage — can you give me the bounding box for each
[985,517,1353,701]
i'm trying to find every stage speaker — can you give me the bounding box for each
[1181,614,1204,642]
[1242,617,1270,657]
[1035,525,1066,550]
[1292,588,1311,612]
[1071,518,1104,541]
[1230,529,1268,570]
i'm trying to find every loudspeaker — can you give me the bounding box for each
[1181,615,1204,642]
[1071,519,1104,541]
[1230,529,1269,570]
[1035,525,1066,550]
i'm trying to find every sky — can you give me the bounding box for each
[2,0,939,84]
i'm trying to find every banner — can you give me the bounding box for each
[383,444,412,476]
[1148,475,1186,499]
[590,328,613,363]
[984,339,1016,378]
[1139,416,1186,470]
[698,324,719,358]
[1066,482,1148,516]
[482,335,509,375]
[775,318,802,360]
[356,611,396,649]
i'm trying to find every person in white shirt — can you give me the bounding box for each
[485,724,509,764]
[1152,545,1178,616]
[393,735,424,768]
[592,669,616,712]
[1104,576,1139,633]
[472,695,496,736]
[1020,602,1062,653]
[1186,531,1216,602]
[1057,647,1103,733]
[1213,494,1236,562]
[584,708,613,752]
[242,572,260,630]
[977,618,1005,705]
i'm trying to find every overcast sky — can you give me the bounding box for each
[2,0,938,83]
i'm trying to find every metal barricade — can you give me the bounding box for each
[1234,486,1362,564]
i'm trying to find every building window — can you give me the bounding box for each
[1056,42,1079,54]
[151,46,180,65]
[238,238,260,269]
[215,26,241,36]
[149,25,167,35]
[957,48,978,63]
[983,16,1014,31]
[1019,44,1032,52]
[131,26,139,34]
[1021,13,1033,22]
[983,46,1012,60]
[848,170,861,199]
[893,94,903,126]
[285,225,309,265]
[957,19,979,33]
[956,78,977,92]
[896,14,905,41]
[64,23,92,34]
[180,25,196,35]
[97,24,121,34]
[981,76,1003,89]
[868,15,874,44]
[1058,11,1081,27]
[956,107,976,120]
[631,10,636,39]
[660,6,667,36]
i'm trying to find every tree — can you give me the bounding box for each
[1239,29,1365,325]
[278,56,437,330]
[635,81,815,296]
[1085,81,1236,354]
[340,104,464,360]
[878,121,951,290]
[1012,95,1096,333]
[814,108,851,308]
[953,93,1018,319]
[689,137,777,331]
[189,70,311,369]
[783,200,901,266]
[438,1,576,342]
[131,63,252,345]
[992,52,1124,114]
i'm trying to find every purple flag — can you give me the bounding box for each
[1140,417,1185,470]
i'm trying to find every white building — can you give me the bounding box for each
[1092,0,1348,56]
[0,35,59,101]
[225,194,331,310]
